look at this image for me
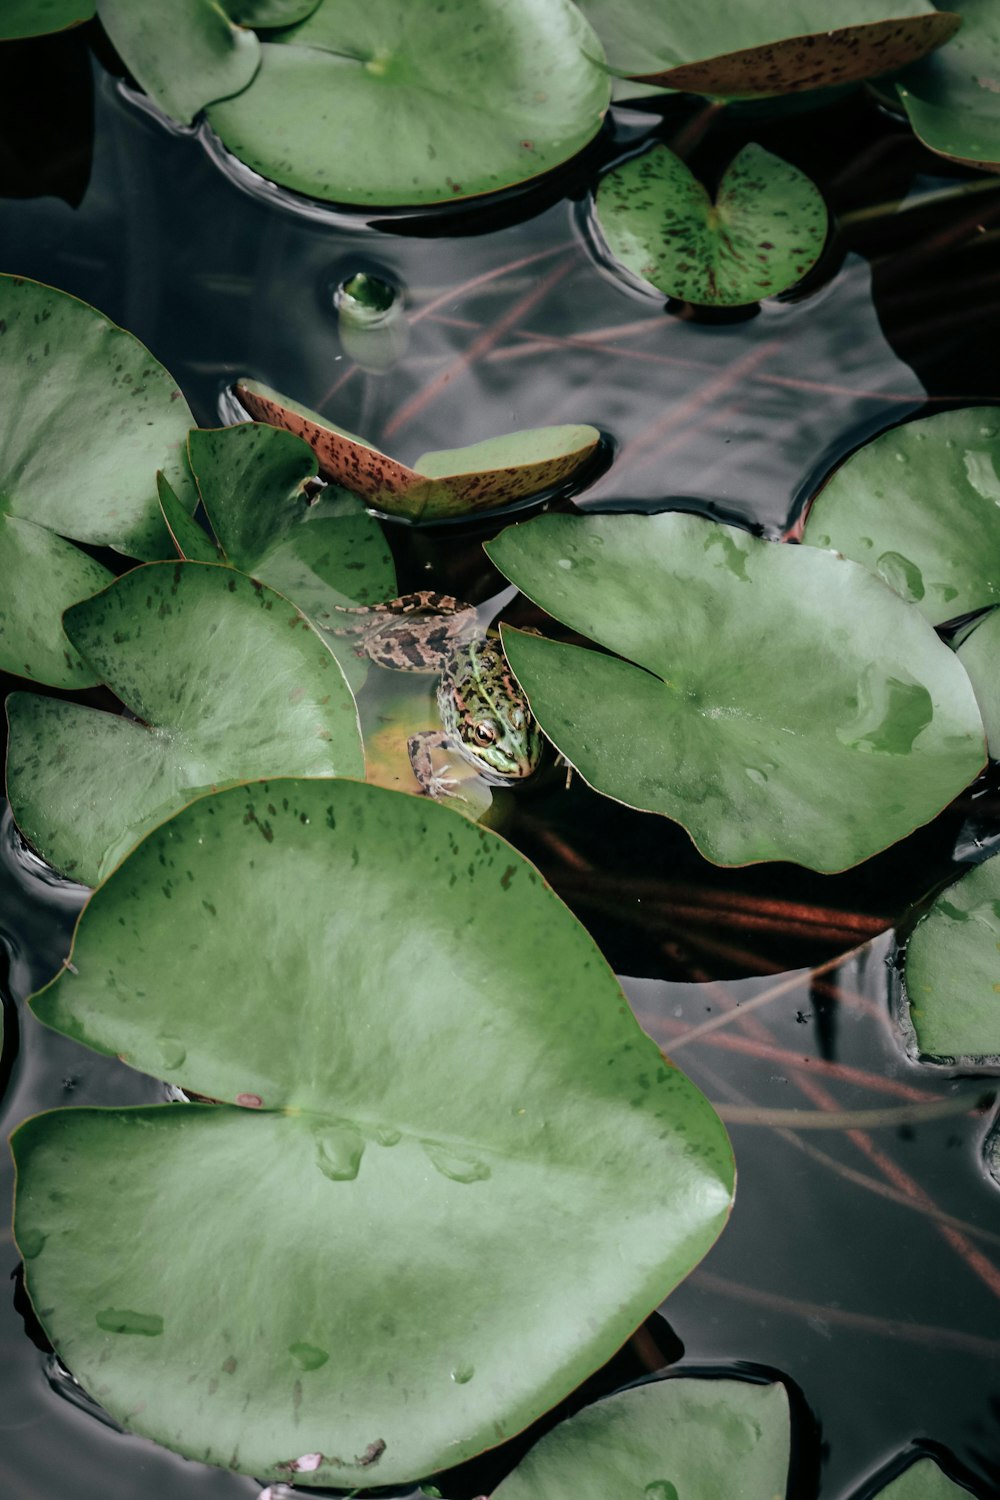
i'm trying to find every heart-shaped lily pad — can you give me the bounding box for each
[956,609,1000,759]
[576,1,959,93]
[870,1456,976,1499]
[13,776,734,1486]
[803,408,1000,627]
[0,0,93,38]
[96,0,261,126]
[595,144,828,306]
[903,854,1000,1062]
[492,1376,790,1500]
[896,1,1000,170]
[5,562,363,885]
[205,0,610,205]
[486,512,986,872]
[236,381,601,522]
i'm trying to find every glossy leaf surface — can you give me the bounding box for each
[14,777,734,1486]
[956,608,1000,759]
[236,381,600,521]
[207,0,609,205]
[595,144,827,306]
[904,854,1000,1062]
[487,513,986,872]
[870,1457,975,1498]
[897,1,1000,169]
[6,563,362,884]
[492,1377,790,1500]
[577,0,959,93]
[0,515,111,688]
[97,0,261,126]
[0,0,93,37]
[803,408,1000,626]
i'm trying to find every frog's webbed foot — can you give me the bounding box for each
[408,730,462,798]
[331,591,479,671]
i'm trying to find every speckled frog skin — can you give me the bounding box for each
[333,592,542,796]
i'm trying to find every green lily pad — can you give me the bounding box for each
[904,854,1000,1062]
[235,382,601,522]
[5,562,363,885]
[803,408,1000,627]
[206,0,610,206]
[577,1,959,93]
[229,0,320,24]
[870,1456,975,1498]
[0,515,112,688]
[486,512,986,872]
[13,776,734,1486]
[96,0,261,126]
[896,1,1000,170]
[492,1376,790,1500]
[156,472,223,565]
[595,144,828,306]
[956,608,1000,758]
[0,0,94,38]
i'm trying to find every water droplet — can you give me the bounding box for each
[893,450,908,463]
[875,550,925,602]
[963,449,1000,503]
[374,1125,402,1147]
[423,1142,492,1183]
[859,535,873,549]
[980,424,998,438]
[644,1483,679,1500]
[450,1363,475,1384]
[837,668,933,755]
[18,1227,46,1259]
[156,1035,186,1070]
[745,767,768,786]
[315,1124,365,1182]
[289,1342,329,1371]
[557,557,573,569]
[96,1308,164,1336]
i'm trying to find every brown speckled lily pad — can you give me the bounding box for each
[236,381,601,522]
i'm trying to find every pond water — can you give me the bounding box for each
[1,23,999,1500]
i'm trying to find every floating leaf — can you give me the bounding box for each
[13,777,734,1485]
[0,516,111,688]
[803,408,1000,626]
[156,472,222,564]
[595,144,827,306]
[5,563,363,885]
[577,0,959,93]
[236,381,601,522]
[492,1377,790,1500]
[96,0,261,126]
[228,0,320,24]
[896,1,1000,170]
[0,0,94,38]
[206,0,610,205]
[869,1455,976,1498]
[956,608,1000,758]
[904,854,1000,1062]
[486,512,986,872]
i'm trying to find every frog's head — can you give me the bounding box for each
[440,639,543,784]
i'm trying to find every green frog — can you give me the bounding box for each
[332,591,543,798]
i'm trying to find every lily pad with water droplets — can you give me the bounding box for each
[904,854,1000,1063]
[870,1456,977,1499]
[0,1,94,38]
[594,145,828,306]
[896,1,1000,170]
[576,0,959,94]
[486,512,986,872]
[206,0,610,206]
[236,381,601,522]
[492,1376,790,1500]
[803,408,1000,627]
[12,776,734,1486]
[5,562,363,885]
[956,608,1000,759]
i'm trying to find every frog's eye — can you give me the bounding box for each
[473,721,497,746]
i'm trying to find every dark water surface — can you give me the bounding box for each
[1,26,999,1500]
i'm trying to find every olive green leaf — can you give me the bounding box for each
[206,0,610,206]
[13,777,734,1486]
[869,1456,976,1499]
[486,512,986,872]
[0,0,94,38]
[904,854,1000,1062]
[156,472,223,564]
[5,563,363,885]
[803,409,1000,627]
[0,516,111,689]
[228,0,320,24]
[577,0,959,94]
[956,609,1000,758]
[492,1377,790,1500]
[595,144,828,306]
[96,0,260,126]
[896,1,1000,170]
[236,381,601,522]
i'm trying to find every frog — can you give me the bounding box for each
[331,591,542,798]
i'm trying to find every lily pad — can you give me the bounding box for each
[904,854,1000,1062]
[595,144,828,306]
[0,516,112,688]
[96,0,261,126]
[156,472,223,565]
[896,1,1000,170]
[492,1376,790,1500]
[206,0,610,206]
[236,381,601,522]
[869,1456,975,1498]
[576,1,960,93]
[486,512,986,872]
[803,408,1000,626]
[13,776,734,1486]
[956,608,1000,758]
[5,562,363,885]
[0,0,94,38]
[229,0,320,23]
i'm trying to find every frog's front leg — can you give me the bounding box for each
[407,729,463,798]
